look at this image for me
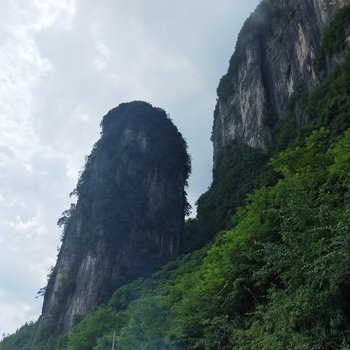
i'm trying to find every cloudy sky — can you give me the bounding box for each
[0,0,259,337]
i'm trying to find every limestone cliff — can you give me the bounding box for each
[213,0,350,163]
[33,101,190,342]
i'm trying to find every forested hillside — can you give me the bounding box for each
[1,1,350,350]
[42,126,350,350]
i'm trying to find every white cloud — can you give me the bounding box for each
[0,0,78,337]
[0,302,35,338]
[0,0,260,337]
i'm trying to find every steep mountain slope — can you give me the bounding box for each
[213,0,350,159]
[196,0,350,241]
[2,1,350,349]
[48,25,350,347]
[31,101,191,346]
[5,123,350,349]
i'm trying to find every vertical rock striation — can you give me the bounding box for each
[33,101,190,342]
[213,0,350,163]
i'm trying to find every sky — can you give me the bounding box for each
[0,0,260,338]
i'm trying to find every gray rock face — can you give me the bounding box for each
[34,101,190,340]
[213,0,350,163]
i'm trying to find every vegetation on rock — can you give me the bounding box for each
[314,5,350,71]
[2,4,350,350]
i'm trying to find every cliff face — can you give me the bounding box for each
[34,101,190,341]
[213,0,350,163]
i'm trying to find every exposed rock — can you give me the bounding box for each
[213,0,350,163]
[33,101,190,342]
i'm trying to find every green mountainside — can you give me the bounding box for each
[2,3,350,350]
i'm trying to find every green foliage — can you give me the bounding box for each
[21,128,349,350]
[0,136,343,350]
[195,142,270,242]
[270,46,350,158]
[115,296,173,349]
[314,5,350,71]
[4,7,350,350]
[172,128,350,349]
[181,218,201,253]
[67,101,191,253]
[4,106,350,350]
[27,102,192,346]
[200,29,350,247]
[75,102,191,199]
[230,130,350,349]
[0,322,37,350]
[63,307,124,350]
[328,128,350,175]
[208,5,350,252]
[304,52,350,140]
[45,15,350,348]
[50,129,350,350]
